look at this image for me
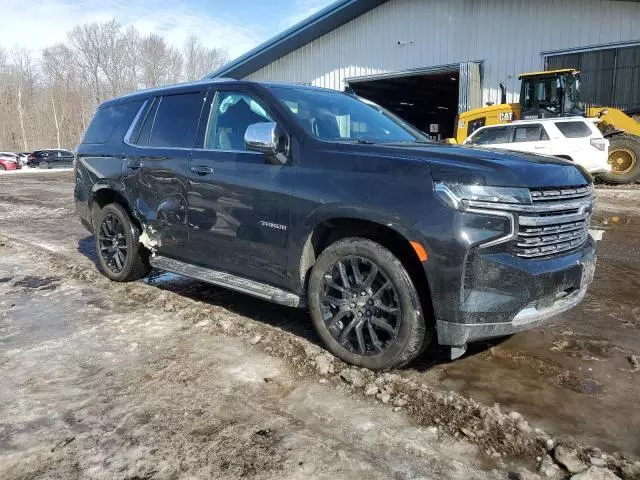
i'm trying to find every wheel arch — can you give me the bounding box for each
[298,213,434,322]
[90,184,144,231]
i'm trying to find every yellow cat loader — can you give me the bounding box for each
[454,69,640,184]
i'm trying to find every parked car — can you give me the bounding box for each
[463,117,610,175]
[0,152,22,171]
[75,79,596,370]
[27,149,74,169]
[16,152,31,166]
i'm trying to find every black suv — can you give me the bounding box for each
[27,149,74,168]
[75,79,596,370]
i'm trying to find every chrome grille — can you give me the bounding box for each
[513,185,593,258]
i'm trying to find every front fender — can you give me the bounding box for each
[287,203,428,294]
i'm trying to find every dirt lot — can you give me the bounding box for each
[1,172,640,479]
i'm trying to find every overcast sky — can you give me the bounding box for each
[0,0,334,59]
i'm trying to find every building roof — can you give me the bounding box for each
[205,0,388,79]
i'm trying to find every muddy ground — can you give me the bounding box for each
[1,172,639,479]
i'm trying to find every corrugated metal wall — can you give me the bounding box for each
[246,0,640,107]
[547,45,640,112]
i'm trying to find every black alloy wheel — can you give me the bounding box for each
[98,213,129,274]
[320,256,401,356]
[308,238,428,370]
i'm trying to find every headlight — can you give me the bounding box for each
[434,182,531,210]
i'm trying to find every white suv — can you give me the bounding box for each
[463,117,610,175]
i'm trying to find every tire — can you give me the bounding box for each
[38,161,50,169]
[308,237,429,370]
[598,134,640,184]
[95,203,151,282]
[0,164,5,171]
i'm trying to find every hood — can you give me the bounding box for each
[342,142,592,188]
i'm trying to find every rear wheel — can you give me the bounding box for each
[308,238,429,370]
[598,134,640,184]
[38,161,50,169]
[95,203,151,282]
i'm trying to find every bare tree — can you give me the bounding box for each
[11,47,36,151]
[0,21,228,151]
[138,34,183,88]
[42,44,77,148]
[68,20,120,104]
[183,35,228,81]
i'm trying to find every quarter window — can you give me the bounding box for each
[83,101,143,144]
[555,121,592,138]
[204,92,273,151]
[469,126,512,145]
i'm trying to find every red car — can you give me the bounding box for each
[0,152,22,171]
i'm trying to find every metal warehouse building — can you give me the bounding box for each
[211,0,640,139]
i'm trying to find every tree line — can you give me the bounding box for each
[0,19,229,152]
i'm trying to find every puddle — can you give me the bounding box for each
[1,288,74,349]
[591,213,639,230]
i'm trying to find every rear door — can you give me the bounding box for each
[122,89,207,260]
[510,123,551,155]
[186,86,294,288]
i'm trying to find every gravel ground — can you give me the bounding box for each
[1,172,640,480]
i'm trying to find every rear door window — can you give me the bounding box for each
[146,92,205,148]
[555,121,592,138]
[83,101,143,144]
[470,126,513,145]
[513,124,549,142]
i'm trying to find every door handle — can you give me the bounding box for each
[126,160,142,170]
[190,166,214,176]
[534,146,545,149]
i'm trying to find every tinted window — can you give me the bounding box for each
[147,92,204,148]
[555,121,592,138]
[136,98,160,146]
[469,127,512,145]
[467,117,486,137]
[204,92,273,151]
[83,101,143,144]
[513,124,549,142]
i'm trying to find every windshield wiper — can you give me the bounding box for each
[380,139,432,145]
[333,139,376,145]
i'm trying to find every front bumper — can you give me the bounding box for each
[436,282,589,345]
[432,238,596,346]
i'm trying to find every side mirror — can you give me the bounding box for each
[245,122,289,164]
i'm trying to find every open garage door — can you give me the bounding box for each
[346,62,481,140]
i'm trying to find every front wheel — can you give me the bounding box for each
[308,238,429,370]
[95,203,151,282]
[0,164,5,171]
[598,134,640,184]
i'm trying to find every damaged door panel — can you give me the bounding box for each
[122,91,207,259]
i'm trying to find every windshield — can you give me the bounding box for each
[522,74,585,117]
[268,86,429,144]
[563,74,585,116]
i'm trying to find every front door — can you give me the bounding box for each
[187,88,293,288]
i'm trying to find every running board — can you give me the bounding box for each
[149,255,303,308]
